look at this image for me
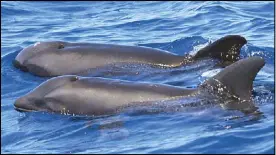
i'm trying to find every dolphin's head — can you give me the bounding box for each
[13,41,66,76]
[14,75,79,113]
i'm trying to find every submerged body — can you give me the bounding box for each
[14,57,265,116]
[13,35,246,77]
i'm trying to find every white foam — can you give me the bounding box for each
[34,42,41,47]
[201,68,222,78]
[189,41,210,56]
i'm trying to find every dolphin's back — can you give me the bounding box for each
[61,43,184,67]
[77,77,197,101]
[42,77,197,115]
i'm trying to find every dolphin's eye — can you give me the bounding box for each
[70,76,79,82]
[32,99,48,109]
[58,44,64,49]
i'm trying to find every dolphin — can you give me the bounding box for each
[14,56,265,116]
[13,35,246,77]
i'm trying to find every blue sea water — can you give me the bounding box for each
[1,1,275,154]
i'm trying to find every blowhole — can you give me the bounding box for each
[71,76,79,82]
[58,44,65,49]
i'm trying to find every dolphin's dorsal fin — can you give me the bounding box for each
[202,56,265,100]
[194,35,247,63]
[200,56,265,113]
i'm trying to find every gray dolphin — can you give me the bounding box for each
[14,56,265,116]
[13,35,246,77]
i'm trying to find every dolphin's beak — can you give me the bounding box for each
[13,60,29,72]
[14,97,34,112]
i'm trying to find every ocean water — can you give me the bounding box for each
[1,1,275,154]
